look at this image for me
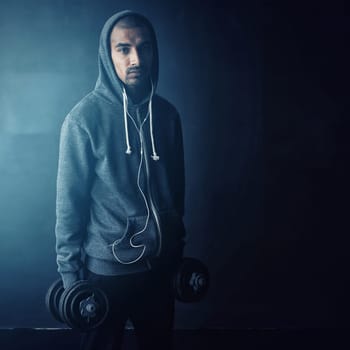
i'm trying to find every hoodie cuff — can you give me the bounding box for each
[61,272,80,289]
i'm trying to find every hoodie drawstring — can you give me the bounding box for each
[148,82,160,161]
[122,88,132,155]
[122,82,160,161]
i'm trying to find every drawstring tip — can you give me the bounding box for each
[151,154,160,161]
[126,148,132,155]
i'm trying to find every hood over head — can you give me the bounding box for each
[94,10,159,105]
[94,10,160,161]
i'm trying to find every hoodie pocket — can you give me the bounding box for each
[111,214,159,264]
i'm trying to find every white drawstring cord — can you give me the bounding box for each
[123,81,159,161]
[112,82,159,264]
[110,113,150,264]
[122,87,132,154]
[148,99,159,161]
[149,93,159,161]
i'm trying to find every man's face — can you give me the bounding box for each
[110,24,153,88]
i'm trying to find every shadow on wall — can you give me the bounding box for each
[0,0,262,329]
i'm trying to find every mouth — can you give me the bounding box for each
[127,68,144,79]
[125,68,148,85]
[128,72,142,78]
[127,69,143,77]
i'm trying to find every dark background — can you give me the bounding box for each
[0,0,348,330]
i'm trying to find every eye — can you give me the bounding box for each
[117,47,130,55]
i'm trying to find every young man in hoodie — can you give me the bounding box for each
[55,10,186,350]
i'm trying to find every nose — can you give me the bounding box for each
[130,48,140,66]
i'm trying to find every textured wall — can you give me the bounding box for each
[0,0,262,328]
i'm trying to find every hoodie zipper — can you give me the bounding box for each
[136,107,162,257]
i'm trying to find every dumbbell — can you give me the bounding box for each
[45,279,109,332]
[46,257,209,330]
[173,257,210,303]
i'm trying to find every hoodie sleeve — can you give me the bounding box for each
[170,111,186,266]
[55,117,94,289]
[174,112,185,219]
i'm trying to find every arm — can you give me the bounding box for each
[55,117,94,289]
[173,113,185,219]
[171,112,186,264]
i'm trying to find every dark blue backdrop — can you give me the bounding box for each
[1,0,347,331]
[0,0,261,328]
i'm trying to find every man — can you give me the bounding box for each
[55,10,186,350]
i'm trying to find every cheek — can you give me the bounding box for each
[112,54,126,80]
[115,62,124,76]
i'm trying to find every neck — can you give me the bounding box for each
[126,80,152,104]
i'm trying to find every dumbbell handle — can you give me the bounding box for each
[79,294,99,318]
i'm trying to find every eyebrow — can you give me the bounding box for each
[115,43,131,48]
[113,41,152,48]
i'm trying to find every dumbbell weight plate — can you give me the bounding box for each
[45,279,65,323]
[174,257,210,303]
[59,280,109,332]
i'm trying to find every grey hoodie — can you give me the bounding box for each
[55,10,186,289]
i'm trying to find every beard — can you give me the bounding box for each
[125,66,149,87]
[124,69,152,103]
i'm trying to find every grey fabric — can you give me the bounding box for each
[55,10,185,289]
